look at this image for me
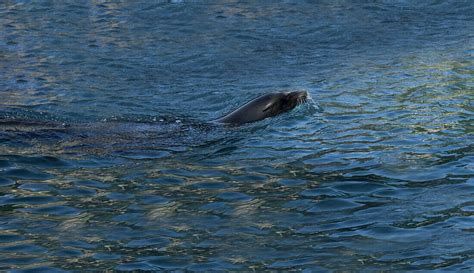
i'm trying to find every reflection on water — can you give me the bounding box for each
[1,1,473,271]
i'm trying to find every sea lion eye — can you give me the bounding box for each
[262,102,273,112]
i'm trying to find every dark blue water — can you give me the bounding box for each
[1,1,473,271]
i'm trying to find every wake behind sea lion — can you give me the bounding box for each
[216,91,309,124]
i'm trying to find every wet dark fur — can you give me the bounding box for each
[216,91,308,124]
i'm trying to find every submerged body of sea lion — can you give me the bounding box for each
[0,91,310,155]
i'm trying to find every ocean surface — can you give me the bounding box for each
[1,1,473,271]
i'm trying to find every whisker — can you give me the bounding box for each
[297,97,307,105]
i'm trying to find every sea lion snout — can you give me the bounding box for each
[286,90,308,105]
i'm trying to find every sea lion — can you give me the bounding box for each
[216,91,308,124]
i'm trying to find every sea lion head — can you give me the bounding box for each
[264,90,308,117]
[216,90,309,124]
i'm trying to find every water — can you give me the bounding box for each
[1,1,473,271]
